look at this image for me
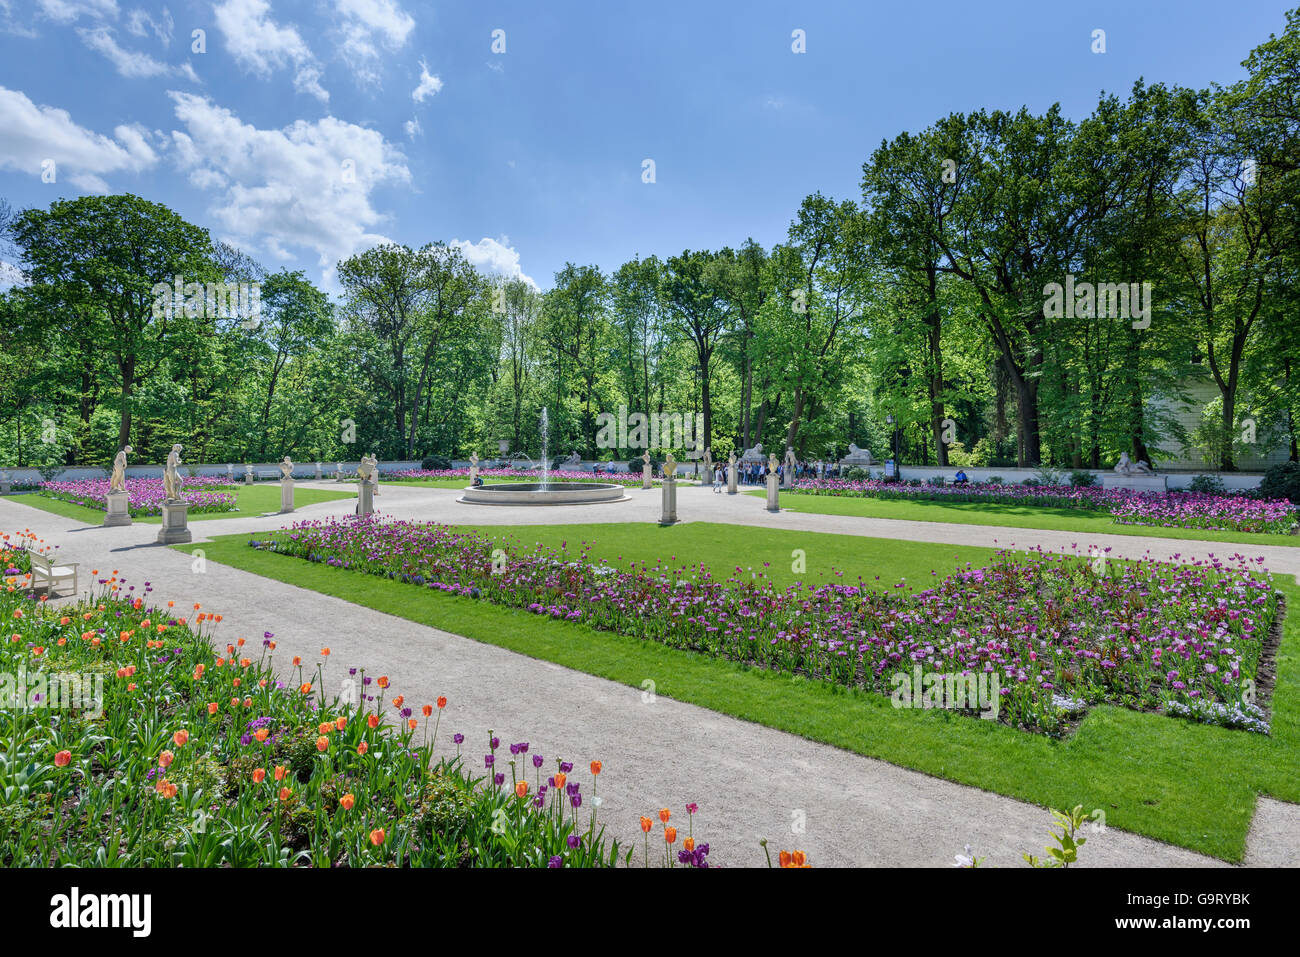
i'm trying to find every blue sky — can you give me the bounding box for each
[0,0,1290,292]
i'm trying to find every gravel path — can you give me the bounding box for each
[2,482,1293,867]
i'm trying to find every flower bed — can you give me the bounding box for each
[385,468,649,487]
[0,562,721,867]
[788,479,1298,535]
[254,516,1281,736]
[37,476,238,517]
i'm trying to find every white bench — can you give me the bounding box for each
[28,550,79,598]
[256,470,280,482]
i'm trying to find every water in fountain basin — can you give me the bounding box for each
[539,406,550,489]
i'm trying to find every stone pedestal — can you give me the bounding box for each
[314,463,323,480]
[1101,473,1167,492]
[104,489,132,526]
[244,468,254,486]
[335,467,346,483]
[356,481,374,516]
[727,464,738,494]
[156,501,191,544]
[280,477,295,513]
[783,468,794,489]
[766,474,780,512]
[469,465,479,486]
[641,465,652,490]
[659,477,678,525]
[0,480,10,495]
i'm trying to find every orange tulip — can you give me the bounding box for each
[274,764,287,781]
[207,702,218,715]
[392,695,404,709]
[251,768,266,784]
[158,750,174,768]
[54,750,72,767]
[357,741,369,756]
[316,736,329,752]
[658,808,671,824]
[369,828,386,846]
[436,696,447,709]
[590,760,602,776]
[320,647,330,657]
[665,826,677,845]
[515,781,529,798]
[422,705,433,717]
[292,656,302,667]
[299,682,312,694]
[340,793,355,810]
[640,816,653,833]
[376,676,389,689]
[279,787,291,802]
[254,728,269,742]
[684,837,695,852]
[172,729,189,747]
[554,772,567,790]
[367,714,379,729]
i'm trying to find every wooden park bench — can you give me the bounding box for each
[27,549,79,598]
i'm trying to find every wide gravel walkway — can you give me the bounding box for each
[3,480,1295,867]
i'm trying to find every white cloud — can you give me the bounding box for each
[36,0,117,23]
[333,0,414,84]
[126,6,173,45]
[403,117,421,139]
[167,91,410,280]
[0,85,158,192]
[412,59,442,102]
[78,25,198,80]
[335,0,413,47]
[451,237,537,290]
[213,0,328,102]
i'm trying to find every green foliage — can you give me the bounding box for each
[1022,804,1090,868]
[1189,473,1228,495]
[421,455,452,471]
[1261,461,1300,505]
[1069,470,1098,488]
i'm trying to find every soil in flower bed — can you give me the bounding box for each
[254,516,1283,737]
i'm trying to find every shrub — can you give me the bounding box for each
[1260,461,1300,505]
[1068,470,1097,488]
[986,475,1004,485]
[844,466,870,481]
[627,456,661,473]
[1189,473,1227,496]
[422,455,452,471]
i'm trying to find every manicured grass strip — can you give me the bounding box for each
[755,489,1300,547]
[454,521,995,590]
[14,485,356,524]
[183,527,1300,861]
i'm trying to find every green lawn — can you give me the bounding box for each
[181,521,1299,861]
[755,489,1300,547]
[15,484,356,524]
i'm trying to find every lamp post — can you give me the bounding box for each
[886,414,901,480]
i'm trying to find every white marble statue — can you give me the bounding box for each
[702,448,713,473]
[768,452,779,473]
[109,445,133,493]
[741,442,764,462]
[727,450,736,467]
[640,449,651,466]
[163,444,183,501]
[562,451,582,467]
[840,443,875,466]
[279,456,294,479]
[357,453,377,484]
[1115,452,1154,475]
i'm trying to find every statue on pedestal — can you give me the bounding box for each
[163,444,183,501]
[768,452,779,473]
[663,452,677,479]
[357,453,377,484]
[1114,452,1154,475]
[279,456,294,480]
[110,445,133,493]
[727,450,736,467]
[702,448,713,473]
[741,442,764,463]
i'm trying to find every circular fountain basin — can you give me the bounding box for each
[459,481,627,506]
